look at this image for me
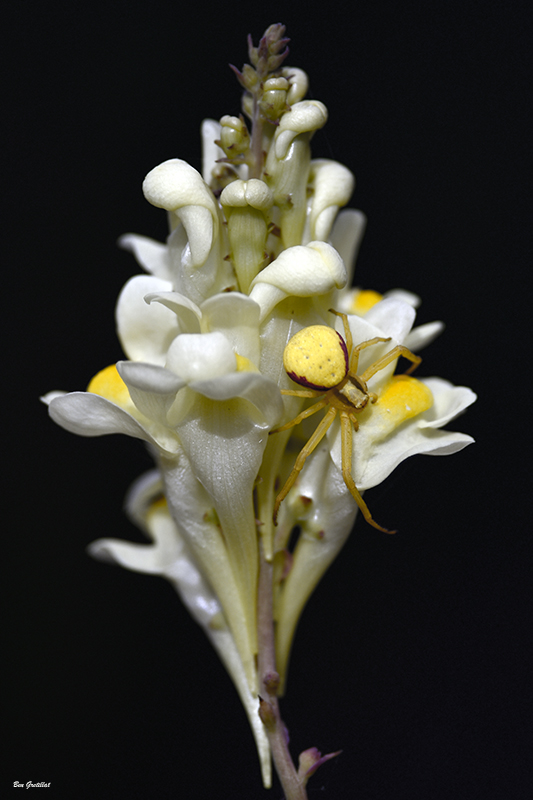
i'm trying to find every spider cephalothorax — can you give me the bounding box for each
[270,310,421,533]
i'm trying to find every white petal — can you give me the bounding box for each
[117,361,185,394]
[143,158,216,214]
[250,241,347,321]
[201,293,261,364]
[176,395,269,671]
[161,449,258,689]
[274,443,357,689]
[404,321,444,352]
[49,388,182,453]
[273,101,328,159]
[167,222,235,306]
[41,390,66,404]
[176,204,215,269]
[356,426,475,489]
[419,378,477,428]
[201,118,223,184]
[190,372,282,428]
[144,292,202,334]
[118,234,172,281]
[383,288,421,308]
[306,159,355,242]
[166,331,236,382]
[48,392,152,442]
[116,275,176,365]
[282,66,308,104]
[340,313,403,381]
[330,209,366,284]
[364,297,416,343]
[327,378,476,490]
[88,536,180,575]
[124,469,163,532]
[117,361,186,427]
[92,472,271,785]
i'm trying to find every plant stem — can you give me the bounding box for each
[249,90,264,180]
[257,546,308,800]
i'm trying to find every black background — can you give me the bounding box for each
[6,2,531,798]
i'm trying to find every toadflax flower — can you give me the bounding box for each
[42,24,476,798]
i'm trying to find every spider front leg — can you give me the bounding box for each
[340,411,397,534]
[360,344,421,381]
[270,395,329,435]
[272,405,337,525]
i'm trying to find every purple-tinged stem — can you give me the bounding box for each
[257,546,308,800]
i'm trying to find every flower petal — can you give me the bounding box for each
[144,292,202,334]
[118,234,172,281]
[165,331,236,382]
[200,293,261,364]
[250,241,347,321]
[404,320,444,352]
[90,477,272,787]
[175,394,272,676]
[418,378,477,428]
[143,159,218,267]
[305,159,355,243]
[200,118,223,183]
[364,297,417,343]
[161,446,258,690]
[46,391,147,440]
[330,209,366,285]
[116,275,176,365]
[117,361,186,426]
[190,372,282,428]
[274,443,358,690]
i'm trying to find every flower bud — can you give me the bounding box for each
[249,241,346,321]
[264,102,328,248]
[218,115,250,158]
[282,66,309,105]
[220,179,274,293]
[259,77,290,121]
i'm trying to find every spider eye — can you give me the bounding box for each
[283,325,349,390]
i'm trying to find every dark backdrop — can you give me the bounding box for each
[6,2,531,798]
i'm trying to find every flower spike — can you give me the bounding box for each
[44,22,476,800]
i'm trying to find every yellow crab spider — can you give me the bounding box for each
[270,310,422,533]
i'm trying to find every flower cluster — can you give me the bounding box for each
[43,24,475,792]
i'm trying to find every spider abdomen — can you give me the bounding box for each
[283,325,349,391]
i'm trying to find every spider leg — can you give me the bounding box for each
[270,396,329,435]
[359,344,421,382]
[340,411,397,534]
[329,308,353,353]
[349,336,392,374]
[273,405,337,525]
[281,388,318,398]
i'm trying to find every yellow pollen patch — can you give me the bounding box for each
[374,375,433,438]
[235,353,260,373]
[284,325,348,389]
[87,364,131,407]
[351,289,383,315]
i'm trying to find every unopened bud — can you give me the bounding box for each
[283,66,309,105]
[218,115,250,158]
[241,63,259,91]
[258,696,277,729]
[259,77,290,121]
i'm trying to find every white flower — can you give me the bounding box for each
[89,470,272,788]
[44,293,283,701]
[271,297,476,684]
